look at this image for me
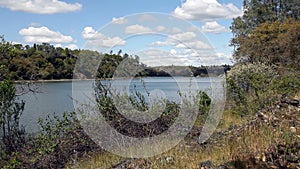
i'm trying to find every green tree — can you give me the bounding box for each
[230,0,300,62]
[231,18,300,69]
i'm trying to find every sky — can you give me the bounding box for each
[0,0,243,66]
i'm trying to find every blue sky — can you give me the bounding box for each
[0,0,243,66]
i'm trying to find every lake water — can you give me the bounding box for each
[19,77,224,133]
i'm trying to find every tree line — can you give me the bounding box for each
[0,36,229,81]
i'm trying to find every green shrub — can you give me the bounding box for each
[198,91,211,114]
[272,70,300,97]
[0,80,25,153]
[226,62,278,115]
[227,62,300,116]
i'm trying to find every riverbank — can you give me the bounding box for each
[1,78,299,168]
[71,93,300,169]
[14,78,93,83]
[14,75,224,83]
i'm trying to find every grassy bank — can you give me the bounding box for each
[68,91,300,169]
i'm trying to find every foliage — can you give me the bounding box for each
[229,2,300,114]
[198,91,211,114]
[226,62,300,115]
[231,19,300,69]
[0,37,77,80]
[0,80,25,153]
[231,0,300,39]
[94,76,211,138]
[226,63,278,115]
[272,70,300,96]
[1,36,229,81]
[0,111,98,168]
[230,0,300,68]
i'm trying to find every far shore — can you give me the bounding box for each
[14,75,223,83]
[14,78,94,83]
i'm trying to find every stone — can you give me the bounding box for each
[294,142,300,149]
[290,126,297,133]
[286,155,298,163]
[214,165,228,169]
[272,159,280,165]
[281,98,299,106]
[257,112,269,120]
[278,145,285,154]
[228,124,237,130]
[199,160,213,169]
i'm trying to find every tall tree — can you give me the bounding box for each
[230,0,300,64]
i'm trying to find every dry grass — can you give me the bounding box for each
[67,107,297,169]
[67,151,123,169]
[216,109,246,131]
[294,91,300,100]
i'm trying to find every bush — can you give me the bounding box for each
[227,62,300,116]
[226,62,278,115]
[273,70,300,97]
[0,80,25,153]
[198,91,211,114]
[25,112,98,168]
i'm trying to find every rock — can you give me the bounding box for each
[273,159,281,166]
[290,126,297,133]
[278,144,285,154]
[287,163,299,169]
[281,98,299,106]
[294,142,300,149]
[214,165,228,169]
[199,160,213,169]
[161,156,174,163]
[228,124,237,130]
[257,112,269,120]
[261,154,266,162]
[286,155,299,163]
[110,158,137,169]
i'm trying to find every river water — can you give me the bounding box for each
[19,77,224,132]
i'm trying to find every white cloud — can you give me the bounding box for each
[179,41,212,50]
[137,49,192,66]
[82,27,104,39]
[215,52,233,64]
[149,31,212,50]
[169,32,212,50]
[0,0,82,14]
[173,0,242,21]
[65,44,79,50]
[156,26,167,32]
[170,49,177,55]
[112,17,127,24]
[54,44,62,48]
[172,27,182,34]
[82,27,126,48]
[19,26,75,43]
[137,48,231,66]
[201,21,229,34]
[125,24,153,34]
[149,41,169,47]
[54,43,78,50]
[169,32,197,43]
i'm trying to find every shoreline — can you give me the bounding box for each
[14,75,223,83]
[14,78,94,83]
